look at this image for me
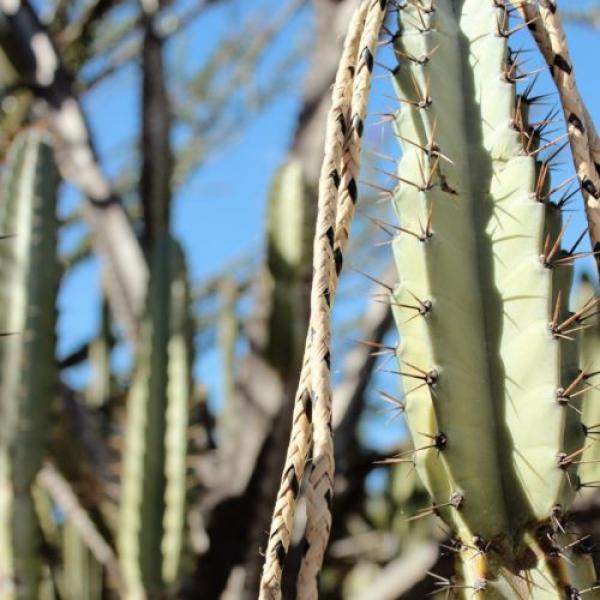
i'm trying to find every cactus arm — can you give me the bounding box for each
[119,242,169,597]
[162,250,193,587]
[578,276,600,488]
[393,0,511,545]
[264,159,312,372]
[119,235,192,597]
[391,2,595,595]
[0,130,60,599]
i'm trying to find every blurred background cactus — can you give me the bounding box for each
[0,0,599,599]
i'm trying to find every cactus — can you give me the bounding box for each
[388,1,598,596]
[263,159,312,372]
[575,275,600,496]
[86,298,113,409]
[61,520,104,600]
[118,234,193,598]
[0,129,60,599]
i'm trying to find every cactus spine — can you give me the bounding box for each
[390,1,598,596]
[0,129,60,599]
[118,234,193,598]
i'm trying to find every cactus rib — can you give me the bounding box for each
[118,235,192,598]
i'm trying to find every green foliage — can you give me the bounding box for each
[0,129,60,599]
[390,2,598,596]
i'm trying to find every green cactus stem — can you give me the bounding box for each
[118,234,193,598]
[576,275,600,494]
[263,158,312,372]
[389,1,598,596]
[0,129,60,599]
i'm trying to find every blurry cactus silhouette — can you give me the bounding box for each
[0,129,60,599]
[118,236,193,597]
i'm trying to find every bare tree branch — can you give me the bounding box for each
[0,0,147,341]
[37,462,125,594]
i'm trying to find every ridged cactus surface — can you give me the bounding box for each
[118,234,193,598]
[576,276,600,493]
[264,159,312,372]
[390,1,598,596]
[0,129,60,599]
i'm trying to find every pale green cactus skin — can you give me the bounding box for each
[264,159,312,372]
[162,246,194,588]
[0,129,60,599]
[576,275,600,488]
[391,2,597,596]
[118,234,193,598]
[61,521,103,600]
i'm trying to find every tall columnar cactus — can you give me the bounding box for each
[389,1,598,596]
[0,129,60,599]
[118,234,193,598]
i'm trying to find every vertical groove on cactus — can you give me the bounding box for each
[118,235,192,598]
[0,129,60,599]
[390,1,598,596]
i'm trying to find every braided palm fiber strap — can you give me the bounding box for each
[258,2,374,597]
[297,2,388,598]
[511,0,600,273]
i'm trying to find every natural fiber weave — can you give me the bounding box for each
[258,1,387,598]
[297,2,388,598]
[511,0,600,272]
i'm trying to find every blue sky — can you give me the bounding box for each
[56,0,600,451]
